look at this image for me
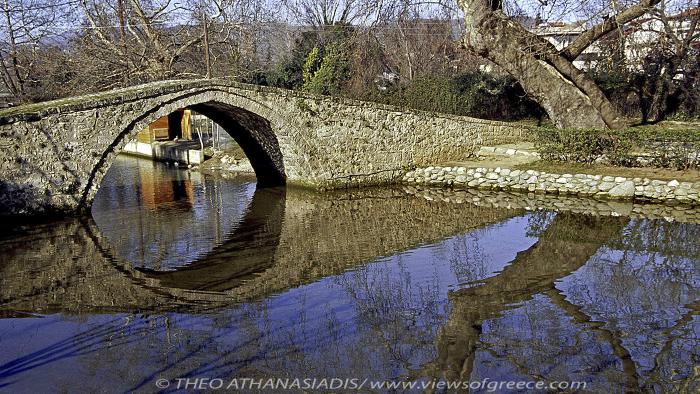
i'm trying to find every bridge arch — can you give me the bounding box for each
[84,89,288,210]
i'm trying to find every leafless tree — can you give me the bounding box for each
[0,0,72,100]
[77,0,207,87]
[281,0,378,26]
[203,0,283,79]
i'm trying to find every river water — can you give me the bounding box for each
[0,155,698,393]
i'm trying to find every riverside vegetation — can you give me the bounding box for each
[534,126,700,170]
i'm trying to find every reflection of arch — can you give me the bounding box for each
[91,155,259,270]
[80,90,287,211]
[1,188,519,312]
[134,186,286,292]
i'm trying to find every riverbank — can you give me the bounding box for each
[401,138,700,206]
[196,146,255,174]
[198,148,700,206]
[402,165,700,205]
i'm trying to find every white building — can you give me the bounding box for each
[623,7,699,70]
[530,7,698,71]
[530,22,600,70]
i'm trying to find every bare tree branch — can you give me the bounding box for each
[562,0,663,60]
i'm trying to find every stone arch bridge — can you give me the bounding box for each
[0,79,529,217]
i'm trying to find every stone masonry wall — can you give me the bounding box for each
[403,166,700,205]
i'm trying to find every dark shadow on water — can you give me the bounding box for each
[0,318,147,382]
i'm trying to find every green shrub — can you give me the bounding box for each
[361,72,543,121]
[302,46,322,86]
[534,127,700,169]
[535,128,632,164]
[631,127,700,169]
[302,43,351,95]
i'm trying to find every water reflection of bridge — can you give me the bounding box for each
[1,187,698,392]
[91,155,258,271]
[2,186,698,315]
[0,186,519,313]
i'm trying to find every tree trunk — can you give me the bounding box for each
[646,65,673,123]
[458,0,625,130]
[203,13,212,79]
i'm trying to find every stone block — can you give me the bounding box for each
[608,181,635,199]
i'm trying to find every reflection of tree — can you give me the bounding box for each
[524,211,555,238]
[419,212,700,392]
[645,300,699,393]
[609,219,700,275]
[334,257,445,375]
[562,227,700,393]
[543,289,641,392]
[475,295,620,389]
[418,213,629,385]
[448,231,489,285]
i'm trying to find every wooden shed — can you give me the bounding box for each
[136,109,193,143]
